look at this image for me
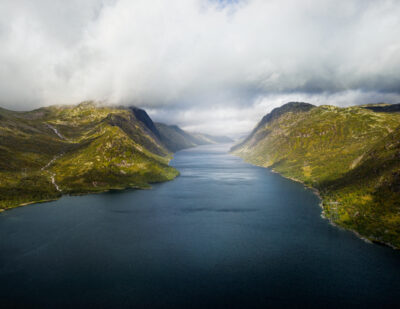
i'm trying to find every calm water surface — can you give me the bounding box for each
[1,144,400,308]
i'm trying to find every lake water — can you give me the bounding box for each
[1,144,400,308]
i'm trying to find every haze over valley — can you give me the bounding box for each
[1,0,400,136]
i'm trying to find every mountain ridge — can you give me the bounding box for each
[0,102,225,210]
[231,102,400,248]
[231,102,315,152]
[155,122,233,152]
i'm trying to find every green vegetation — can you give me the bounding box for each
[0,102,179,210]
[232,102,400,248]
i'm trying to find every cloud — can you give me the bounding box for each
[0,0,400,134]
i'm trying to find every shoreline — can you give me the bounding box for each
[233,153,398,250]
[1,197,62,212]
[0,185,151,213]
[271,167,398,250]
[0,153,181,213]
[0,175,178,213]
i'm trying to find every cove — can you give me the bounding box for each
[0,144,400,308]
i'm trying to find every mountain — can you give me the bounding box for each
[155,123,233,152]
[231,102,314,152]
[155,123,199,152]
[190,133,234,144]
[0,102,181,210]
[0,101,234,211]
[361,102,400,113]
[231,102,400,248]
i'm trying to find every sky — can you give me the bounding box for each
[0,0,400,136]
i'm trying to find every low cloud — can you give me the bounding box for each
[1,0,400,134]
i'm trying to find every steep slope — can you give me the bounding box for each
[232,102,400,248]
[155,123,198,152]
[322,125,400,247]
[231,102,314,152]
[0,102,178,210]
[130,106,162,139]
[190,132,234,144]
[155,123,233,152]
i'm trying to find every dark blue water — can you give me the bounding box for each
[1,144,400,308]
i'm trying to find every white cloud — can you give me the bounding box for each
[1,0,400,135]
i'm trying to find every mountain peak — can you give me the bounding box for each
[273,101,315,113]
[262,102,314,124]
[231,102,315,152]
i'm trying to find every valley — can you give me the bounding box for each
[0,101,229,210]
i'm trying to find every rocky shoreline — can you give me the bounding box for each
[235,155,399,250]
[273,168,399,250]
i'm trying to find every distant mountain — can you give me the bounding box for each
[232,102,400,248]
[155,123,199,152]
[190,133,234,144]
[361,102,400,113]
[155,123,233,152]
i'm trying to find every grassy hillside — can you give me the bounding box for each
[232,102,400,248]
[0,102,179,210]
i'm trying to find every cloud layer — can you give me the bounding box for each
[1,0,400,134]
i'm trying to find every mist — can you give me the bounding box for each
[1,0,400,135]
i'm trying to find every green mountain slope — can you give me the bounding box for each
[0,102,178,210]
[232,102,400,248]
